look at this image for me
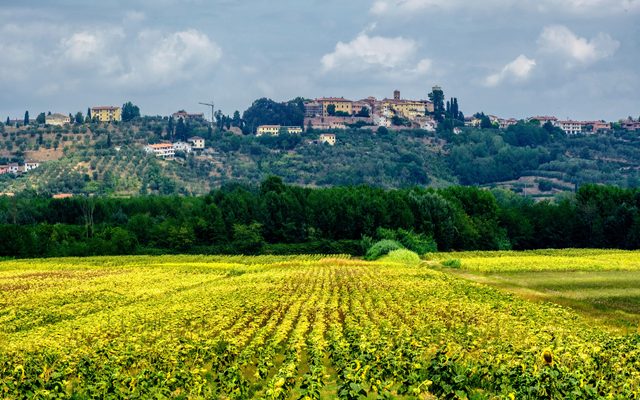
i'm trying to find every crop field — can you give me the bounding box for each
[432,250,640,332]
[428,249,640,273]
[2,254,640,399]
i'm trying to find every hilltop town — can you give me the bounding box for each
[1,85,639,197]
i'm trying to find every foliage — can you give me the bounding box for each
[376,228,438,255]
[0,182,639,258]
[381,248,421,264]
[441,258,462,268]
[364,239,404,260]
[241,98,304,134]
[0,255,640,398]
[121,101,141,122]
[232,223,265,254]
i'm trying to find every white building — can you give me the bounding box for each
[144,143,175,159]
[256,125,303,136]
[416,117,437,132]
[172,141,193,154]
[46,113,71,126]
[319,133,336,146]
[374,115,392,128]
[188,136,205,150]
[23,161,40,172]
[557,120,583,135]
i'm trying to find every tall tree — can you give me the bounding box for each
[5,117,9,125]
[175,118,187,141]
[121,102,140,122]
[24,111,29,126]
[75,112,84,124]
[36,112,46,125]
[232,110,241,127]
[428,87,445,122]
[167,116,175,140]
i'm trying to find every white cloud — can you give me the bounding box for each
[53,28,223,88]
[370,0,640,15]
[537,25,620,66]
[123,29,222,86]
[484,55,536,87]
[321,33,431,76]
[60,30,125,76]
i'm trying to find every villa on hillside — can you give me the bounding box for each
[172,141,193,154]
[91,106,122,122]
[319,133,336,146]
[256,125,303,136]
[172,110,205,121]
[46,113,71,126]
[188,136,205,150]
[144,143,175,159]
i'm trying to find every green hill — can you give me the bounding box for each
[0,116,639,196]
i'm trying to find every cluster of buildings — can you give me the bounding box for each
[0,161,40,176]
[303,89,437,131]
[462,114,640,135]
[253,88,439,145]
[523,116,632,135]
[45,106,122,125]
[144,136,205,159]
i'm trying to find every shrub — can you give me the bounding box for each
[360,235,375,254]
[381,249,421,265]
[376,228,437,255]
[441,258,462,269]
[365,239,404,261]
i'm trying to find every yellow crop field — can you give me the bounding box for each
[1,254,640,399]
[428,249,640,272]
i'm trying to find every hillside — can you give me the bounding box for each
[0,117,639,196]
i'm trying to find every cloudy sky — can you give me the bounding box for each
[1,0,638,121]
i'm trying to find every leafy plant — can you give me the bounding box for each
[364,239,404,260]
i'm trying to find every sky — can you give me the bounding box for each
[0,0,639,121]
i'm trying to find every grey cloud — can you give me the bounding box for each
[0,0,637,121]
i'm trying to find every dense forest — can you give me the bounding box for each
[0,178,638,258]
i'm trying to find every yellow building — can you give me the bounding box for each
[256,125,280,136]
[382,99,429,119]
[317,97,353,117]
[91,106,122,122]
[287,126,303,135]
[256,125,303,136]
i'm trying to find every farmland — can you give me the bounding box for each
[2,254,640,398]
[432,250,640,332]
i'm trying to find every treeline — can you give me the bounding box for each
[0,178,638,258]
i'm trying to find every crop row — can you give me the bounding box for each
[0,255,639,398]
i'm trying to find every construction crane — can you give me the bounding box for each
[199,101,215,128]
